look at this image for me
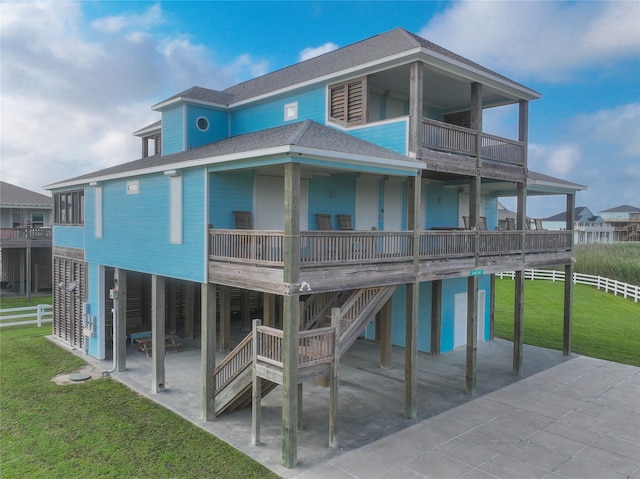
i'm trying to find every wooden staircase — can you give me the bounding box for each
[212,285,396,416]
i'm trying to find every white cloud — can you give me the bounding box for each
[419,1,640,81]
[0,1,269,194]
[299,42,339,62]
[529,143,581,177]
[572,103,640,157]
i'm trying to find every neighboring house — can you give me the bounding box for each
[45,28,585,467]
[598,205,640,242]
[543,206,614,244]
[0,181,53,294]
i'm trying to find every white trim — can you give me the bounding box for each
[94,185,103,239]
[196,116,210,132]
[126,180,139,195]
[169,174,183,244]
[284,102,298,121]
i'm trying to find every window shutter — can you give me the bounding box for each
[328,77,367,126]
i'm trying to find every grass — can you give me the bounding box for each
[494,278,640,367]
[0,325,279,479]
[573,243,640,285]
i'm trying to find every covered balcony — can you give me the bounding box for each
[208,228,573,293]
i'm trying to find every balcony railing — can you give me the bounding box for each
[421,118,525,166]
[209,229,572,267]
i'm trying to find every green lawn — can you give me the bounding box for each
[0,325,279,479]
[494,278,640,367]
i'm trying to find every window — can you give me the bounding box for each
[328,77,367,126]
[284,102,298,121]
[31,213,44,228]
[196,116,209,131]
[54,190,85,225]
[127,180,139,195]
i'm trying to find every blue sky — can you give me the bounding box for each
[1,1,639,218]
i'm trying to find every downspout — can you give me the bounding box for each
[102,307,117,376]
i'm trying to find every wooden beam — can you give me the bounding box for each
[465,276,478,395]
[405,282,418,419]
[430,280,442,355]
[201,282,216,421]
[114,268,127,372]
[219,286,231,351]
[152,274,166,393]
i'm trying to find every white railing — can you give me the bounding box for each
[0,304,53,327]
[497,270,639,303]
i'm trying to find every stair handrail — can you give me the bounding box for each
[213,332,253,395]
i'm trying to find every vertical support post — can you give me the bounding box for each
[263,293,276,327]
[430,280,442,355]
[168,280,177,335]
[519,100,529,170]
[114,268,127,372]
[251,319,262,445]
[466,276,478,395]
[152,274,166,393]
[564,193,575,356]
[513,270,524,376]
[241,289,251,331]
[219,286,231,351]
[26,226,32,301]
[471,82,483,169]
[405,283,418,419]
[379,298,392,369]
[201,282,216,421]
[282,162,300,469]
[184,281,194,340]
[408,61,424,157]
[329,307,340,448]
[489,274,496,340]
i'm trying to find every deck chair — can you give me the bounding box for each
[316,214,333,230]
[506,218,516,230]
[337,214,353,231]
[479,217,488,231]
[463,216,470,229]
[233,211,253,230]
[534,219,544,230]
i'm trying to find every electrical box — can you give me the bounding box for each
[109,288,118,300]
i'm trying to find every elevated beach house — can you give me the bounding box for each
[45,28,585,467]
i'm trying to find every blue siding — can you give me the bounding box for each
[231,86,325,135]
[209,171,254,228]
[162,105,185,154]
[53,225,84,249]
[440,277,467,352]
[347,119,408,155]
[484,193,498,230]
[307,175,356,229]
[186,105,228,149]
[425,182,459,229]
[85,169,207,282]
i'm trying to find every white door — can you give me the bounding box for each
[383,178,403,231]
[254,175,308,230]
[356,177,379,230]
[454,290,486,349]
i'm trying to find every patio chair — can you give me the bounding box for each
[316,214,333,230]
[337,214,353,231]
[233,211,253,229]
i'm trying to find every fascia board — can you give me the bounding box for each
[45,144,420,190]
[152,97,229,111]
[133,123,161,137]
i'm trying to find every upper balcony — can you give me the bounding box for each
[0,227,52,249]
[208,228,572,294]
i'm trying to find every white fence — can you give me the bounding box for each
[497,270,640,303]
[0,304,53,328]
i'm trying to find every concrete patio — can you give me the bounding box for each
[69,335,640,479]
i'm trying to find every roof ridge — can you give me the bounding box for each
[288,119,314,146]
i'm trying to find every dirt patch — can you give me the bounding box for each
[52,365,103,385]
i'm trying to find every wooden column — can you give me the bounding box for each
[466,276,478,395]
[489,274,496,340]
[519,100,529,169]
[471,82,483,169]
[168,280,177,335]
[430,280,442,355]
[114,268,127,372]
[405,283,419,419]
[184,281,194,340]
[201,282,216,420]
[408,61,424,157]
[329,307,340,448]
[282,162,300,469]
[263,293,276,327]
[564,193,575,356]
[513,182,527,376]
[152,274,166,393]
[379,298,392,369]
[251,319,262,445]
[241,289,251,331]
[219,286,231,351]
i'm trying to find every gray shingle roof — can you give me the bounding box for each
[48,121,419,187]
[599,204,640,213]
[1,181,52,207]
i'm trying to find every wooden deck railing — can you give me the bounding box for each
[421,118,525,166]
[209,229,572,267]
[213,332,253,395]
[0,227,52,240]
[255,325,335,369]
